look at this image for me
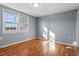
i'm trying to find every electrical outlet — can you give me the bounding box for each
[73,41,78,46]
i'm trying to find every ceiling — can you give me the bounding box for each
[1,3,79,17]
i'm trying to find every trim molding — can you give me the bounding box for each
[38,37,79,48]
[0,37,78,48]
[0,37,36,48]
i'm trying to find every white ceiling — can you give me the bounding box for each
[1,3,79,17]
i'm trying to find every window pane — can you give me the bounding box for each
[19,15,28,32]
[4,11,16,23]
[3,11,17,31]
[4,23,16,30]
[5,27,9,30]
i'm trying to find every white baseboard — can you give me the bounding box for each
[0,37,78,48]
[0,37,36,48]
[38,37,79,48]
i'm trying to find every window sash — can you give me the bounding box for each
[3,10,17,32]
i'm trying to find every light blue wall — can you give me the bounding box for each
[0,5,36,47]
[37,10,77,44]
[0,4,78,47]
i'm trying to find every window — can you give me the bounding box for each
[19,15,29,32]
[3,10,17,33]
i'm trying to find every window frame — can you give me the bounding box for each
[2,9,29,34]
[18,14,29,32]
[3,9,18,33]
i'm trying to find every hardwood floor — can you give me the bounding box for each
[0,38,79,56]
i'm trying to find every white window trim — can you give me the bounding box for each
[18,14,29,32]
[3,9,18,34]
